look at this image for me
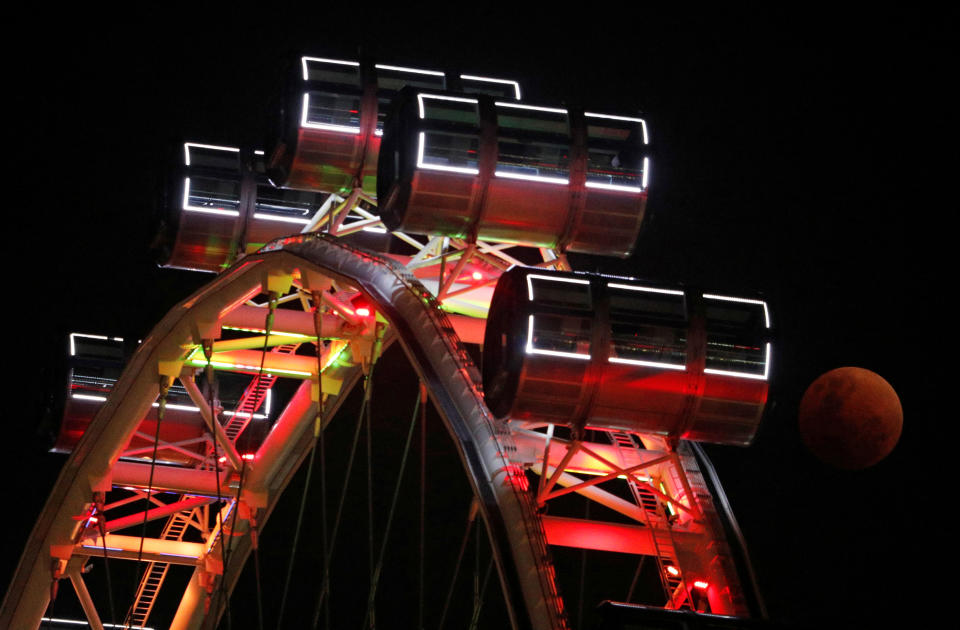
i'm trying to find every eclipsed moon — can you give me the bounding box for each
[798,367,902,469]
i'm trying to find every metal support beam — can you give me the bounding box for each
[577,443,699,519]
[540,455,673,502]
[533,464,647,524]
[104,496,212,533]
[112,461,237,497]
[244,380,315,505]
[76,535,205,566]
[180,376,243,471]
[185,349,318,378]
[541,516,702,556]
[212,334,315,352]
[220,304,342,337]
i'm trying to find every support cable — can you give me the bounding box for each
[96,511,117,628]
[216,290,277,628]
[314,293,332,630]
[363,387,422,629]
[365,376,375,630]
[418,383,426,630]
[626,556,646,603]
[277,378,323,628]
[203,340,231,630]
[278,291,332,628]
[251,531,264,630]
[311,364,378,628]
[123,377,170,628]
[472,515,481,626]
[468,556,495,630]
[437,500,478,630]
[577,499,589,630]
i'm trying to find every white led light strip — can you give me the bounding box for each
[703,293,771,328]
[182,178,240,217]
[607,282,683,296]
[375,63,444,76]
[69,394,271,419]
[300,93,361,134]
[183,142,239,167]
[526,273,590,301]
[495,170,569,186]
[525,315,591,360]
[609,357,687,370]
[416,132,480,175]
[585,181,644,193]
[301,56,359,81]
[584,113,649,145]
[704,343,771,381]
[253,213,312,225]
[462,74,521,99]
[69,333,124,356]
[495,101,567,115]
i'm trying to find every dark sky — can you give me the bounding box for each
[5,7,946,629]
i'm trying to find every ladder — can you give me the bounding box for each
[126,509,194,626]
[129,343,301,624]
[221,343,300,443]
[607,430,690,610]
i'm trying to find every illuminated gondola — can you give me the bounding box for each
[56,332,278,465]
[378,90,651,257]
[482,267,771,446]
[158,142,386,272]
[267,56,521,195]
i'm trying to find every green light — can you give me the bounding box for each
[185,358,312,377]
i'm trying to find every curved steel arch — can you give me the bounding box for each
[2,233,565,630]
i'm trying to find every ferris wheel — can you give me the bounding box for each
[1,55,771,630]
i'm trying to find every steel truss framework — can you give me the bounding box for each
[3,193,755,630]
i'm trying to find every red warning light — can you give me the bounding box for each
[693,580,709,589]
[242,453,256,461]
[665,565,680,577]
[218,456,227,464]
[471,271,483,281]
[355,307,371,317]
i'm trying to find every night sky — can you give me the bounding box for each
[5,8,946,629]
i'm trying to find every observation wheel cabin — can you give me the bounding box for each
[378,90,650,257]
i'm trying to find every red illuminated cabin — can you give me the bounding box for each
[482,267,772,446]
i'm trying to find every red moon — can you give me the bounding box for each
[798,367,902,469]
